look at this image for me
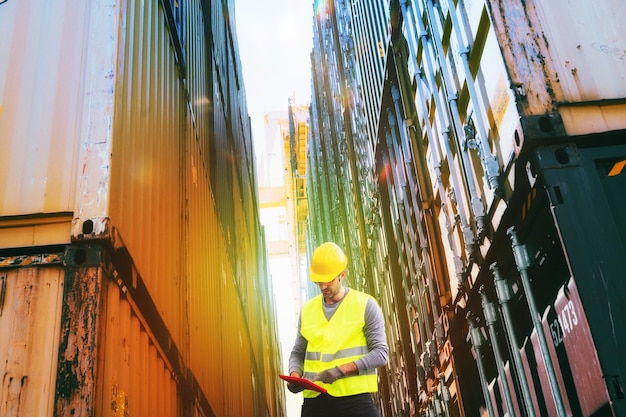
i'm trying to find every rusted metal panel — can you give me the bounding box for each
[2,0,281,414]
[0,267,64,416]
[0,250,64,269]
[51,243,220,417]
[55,248,105,416]
[485,0,626,135]
[485,0,563,117]
[555,278,611,416]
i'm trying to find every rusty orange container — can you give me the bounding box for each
[0,0,283,416]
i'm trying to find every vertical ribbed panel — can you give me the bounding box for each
[0,1,88,215]
[186,116,223,413]
[95,277,179,416]
[185,119,253,417]
[185,0,212,165]
[208,0,239,267]
[349,0,389,145]
[1,0,281,414]
[109,0,185,351]
[309,0,626,415]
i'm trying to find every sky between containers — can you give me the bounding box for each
[234,0,314,157]
[234,1,314,415]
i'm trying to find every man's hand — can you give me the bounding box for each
[287,382,305,393]
[313,366,344,384]
[286,372,305,393]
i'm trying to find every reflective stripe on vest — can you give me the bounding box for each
[300,289,379,397]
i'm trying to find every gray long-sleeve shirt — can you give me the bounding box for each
[288,288,389,376]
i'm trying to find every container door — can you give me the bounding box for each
[555,277,611,416]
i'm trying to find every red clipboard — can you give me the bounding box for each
[279,375,328,393]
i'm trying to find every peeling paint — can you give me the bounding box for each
[486,0,563,115]
[55,265,103,416]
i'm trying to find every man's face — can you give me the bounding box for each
[317,272,344,301]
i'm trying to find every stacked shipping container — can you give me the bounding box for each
[0,0,283,416]
[308,0,626,416]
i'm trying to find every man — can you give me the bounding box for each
[287,241,389,417]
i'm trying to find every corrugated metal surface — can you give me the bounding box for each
[349,0,389,147]
[0,267,64,416]
[406,0,520,223]
[50,233,267,417]
[185,0,212,168]
[1,0,282,415]
[186,118,227,415]
[185,114,256,417]
[96,276,179,416]
[109,0,186,351]
[307,0,626,415]
[208,0,237,258]
[0,1,88,216]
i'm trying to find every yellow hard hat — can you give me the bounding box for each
[309,242,348,283]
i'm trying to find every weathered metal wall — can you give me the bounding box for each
[486,0,626,136]
[0,0,282,416]
[307,0,626,416]
[95,270,180,416]
[184,112,272,417]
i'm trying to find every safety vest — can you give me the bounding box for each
[300,289,379,397]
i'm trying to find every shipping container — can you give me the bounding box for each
[307,0,626,416]
[0,0,283,416]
